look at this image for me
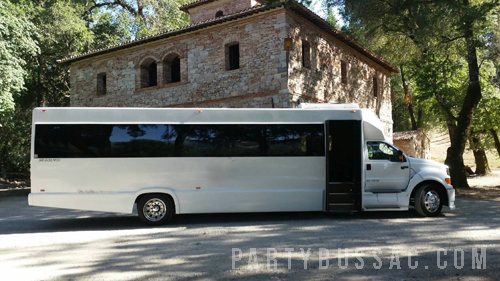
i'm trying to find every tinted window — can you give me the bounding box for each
[35,124,324,158]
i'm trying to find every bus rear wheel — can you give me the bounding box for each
[138,194,174,225]
[414,184,443,217]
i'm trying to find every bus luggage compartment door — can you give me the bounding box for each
[326,120,362,211]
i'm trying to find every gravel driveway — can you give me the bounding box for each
[0,195,499,281]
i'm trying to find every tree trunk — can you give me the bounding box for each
[416,107,423,129]
[490,128,500,159]
[0,142,8,179]
[0,163,5,179]
[446,115,457,146]
[471,133,491,175]
[444,0,482,188]
[36,55,46,107]
[400,66,418,130]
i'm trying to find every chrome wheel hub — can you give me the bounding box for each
[143,198,166,222]
[424,190,440,213]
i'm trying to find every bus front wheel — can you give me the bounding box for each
[414,184,443,217]
[138,194,175,225]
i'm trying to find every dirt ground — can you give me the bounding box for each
[0,178,30,190]
[1,194,499,281]
[428,130,500,201]
[456,170,500,201]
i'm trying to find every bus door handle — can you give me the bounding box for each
[401,165,409,169]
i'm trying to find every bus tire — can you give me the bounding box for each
[414,184,443,217]
[138,194,174,225]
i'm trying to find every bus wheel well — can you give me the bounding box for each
[410,181,449,206]
[134,193,176,213]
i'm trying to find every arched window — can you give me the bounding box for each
[215,11,224,18]
[140,59,157,88]
[163,54,181,84]
[373,76,378,97]
[225,43,239,70]
[96,73,106,95]
[302,40,311,69]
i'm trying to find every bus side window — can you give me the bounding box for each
[367,141,397,160]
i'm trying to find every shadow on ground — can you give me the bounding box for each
[0,195,499,280]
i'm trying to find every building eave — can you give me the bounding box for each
[287,4,398,73]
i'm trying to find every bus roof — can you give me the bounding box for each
[32,106,388,142]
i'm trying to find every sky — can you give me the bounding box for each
[310,0,345,27]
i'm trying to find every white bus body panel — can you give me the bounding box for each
[30,157,324,214]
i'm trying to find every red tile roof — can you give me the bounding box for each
[180,0,219,12]
[180,0,264,12]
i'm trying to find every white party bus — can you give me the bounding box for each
[29,104,455,225]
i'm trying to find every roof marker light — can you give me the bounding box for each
[197,110,202,113]
[42,110,46,112]
[351,110,356,113]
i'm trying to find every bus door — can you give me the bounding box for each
[326,120,362,211]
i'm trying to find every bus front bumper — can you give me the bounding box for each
[447,188,456,211]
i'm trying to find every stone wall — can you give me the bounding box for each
[186,0,260,25]
[69,6,394,137]
[393,130,431,159]
[70,9,290,108]
[285,12,393,138]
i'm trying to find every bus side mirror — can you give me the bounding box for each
[397,151,404,162]
[391,151,404,162]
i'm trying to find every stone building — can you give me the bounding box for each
[393,129,431,159]
[59,0,398,137]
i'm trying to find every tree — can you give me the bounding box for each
[0,0,38,178]
[470,61,500,167]
[332,0,499,187]
[82,0,189,39]
[326,8,340,29]
[0,0,38,121]
[336,1,436,133]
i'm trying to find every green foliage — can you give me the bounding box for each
[83,0,190,41]
[0,0,38,120]
[470,60,500,148]
[90,12,135,49]
[0,106,32,177]
[0,0,190,178]
[334,0,499,138]
[326,8,340,29]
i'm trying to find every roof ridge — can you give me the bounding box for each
[180,0,265,11]
[180,0,218,11]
